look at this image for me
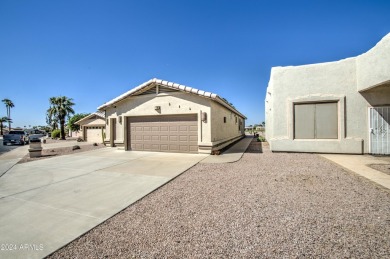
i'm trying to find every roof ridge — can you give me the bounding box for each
[97,78,246,119]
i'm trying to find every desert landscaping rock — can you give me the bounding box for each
[49,140,390,258]
[18,144,105,164]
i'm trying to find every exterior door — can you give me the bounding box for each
[369,107,390,155]
[110,118,116,147]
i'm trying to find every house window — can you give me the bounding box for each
[294,102,338,139]
[223,117,226,123]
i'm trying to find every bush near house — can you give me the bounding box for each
[51,129,61,139]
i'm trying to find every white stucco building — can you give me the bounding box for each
[98,78,246,153]
[266,33,390,155]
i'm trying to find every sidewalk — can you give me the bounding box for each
[201,136,253,164]
[321,154,390,190]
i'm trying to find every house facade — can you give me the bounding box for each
[98,78,246,154]
[266,33,390,155]
[75,112,105,143]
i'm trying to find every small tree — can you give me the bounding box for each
[68,113,90,132]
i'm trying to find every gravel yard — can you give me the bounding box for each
[50,140,390,258]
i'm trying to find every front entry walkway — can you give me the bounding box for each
[200,136,253,164]
[321,154,390,190]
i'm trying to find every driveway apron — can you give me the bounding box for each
[0,148,207,259]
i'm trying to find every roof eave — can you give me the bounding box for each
[97,78,246,119]
[75,113,105,125]
[215,96,247,119]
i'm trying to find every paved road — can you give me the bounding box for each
[0,148,208,259]
[0,137,24,155]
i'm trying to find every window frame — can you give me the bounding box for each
[293,101,339,140]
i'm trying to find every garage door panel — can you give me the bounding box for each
[180,145,189,152]
[189,125,197,132]
[179,125,188,131]
[170,136,178,141]
[169,144,179,151]
[179,136,188,141]
[189,146,198,152]
[128,115,198,153]
[143,143,151,150]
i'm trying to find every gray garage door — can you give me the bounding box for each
[128,115,198,153]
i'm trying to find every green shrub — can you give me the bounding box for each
[257,136,266,142]
[51,129,61,139]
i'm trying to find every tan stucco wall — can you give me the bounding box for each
[210,101,245,148]
[103,91,245,153]
[104,92,212,150]
[266,33,390,154]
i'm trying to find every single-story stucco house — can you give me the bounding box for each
[97,78,246,154]
[74,111,105,143]
[266,33,390,155]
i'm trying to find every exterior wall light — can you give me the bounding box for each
[202,112,207,122]
[155,106,161,111]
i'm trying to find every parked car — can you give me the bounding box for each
[3,130,30,145]
[28,130,46,142]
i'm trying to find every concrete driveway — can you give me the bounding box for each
[0,148,208,259]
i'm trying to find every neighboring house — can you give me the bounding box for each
[75,112,105,143]
[98,78,246,153]
[266,33,390,155]
[245,126,264,132]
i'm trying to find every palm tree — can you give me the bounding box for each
[2,98,14,130]
[0,116,9,136]
[47,98,59,131]
[47,96,75,139]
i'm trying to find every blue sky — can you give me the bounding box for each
[1,0,389,127]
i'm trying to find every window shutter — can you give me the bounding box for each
[294,104,315,139]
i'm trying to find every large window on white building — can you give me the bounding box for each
[294,102,338,139]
